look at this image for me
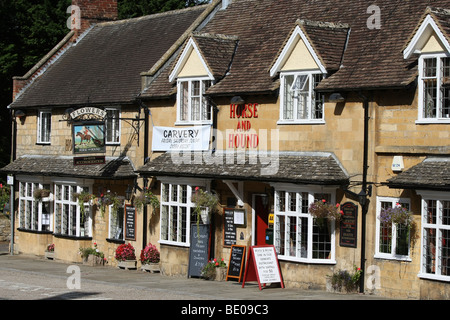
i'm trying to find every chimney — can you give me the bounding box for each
[222,0,232,10]
[70,0,118,38]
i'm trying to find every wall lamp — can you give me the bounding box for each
[63,108,75,121]
[328,92,346,103]
[14,110,26,124]
[125,184,134,201]
[230,96,245,105]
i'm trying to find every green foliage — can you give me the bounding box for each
[118,0,210,19]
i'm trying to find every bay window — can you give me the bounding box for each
[18,180,52,232]
[54,182,92,237]
[274,186,336,263]
[419,191,450,281]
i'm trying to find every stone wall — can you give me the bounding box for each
[0,214,11,242]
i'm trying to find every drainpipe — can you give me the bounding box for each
[358,91,370,294]
[137,97,149,249]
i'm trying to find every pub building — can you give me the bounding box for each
[1,1,213,263]
[2,0,450,300]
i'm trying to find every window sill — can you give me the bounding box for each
[416,119,450,125]
[418,272,450,282]
[277,120,325,125]
[159,240,190,248]
[106,238,125,244]
[278,255,336,264]
[174,121,212,126]
[53,233,92,240]
[374,253,411,262]
[17,228,52,235]
[36,142,51,145]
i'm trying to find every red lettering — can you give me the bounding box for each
[230,104,236,118]
[253,103,258,118]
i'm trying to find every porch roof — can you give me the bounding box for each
[137,151,349,186]
[0,155,137,180]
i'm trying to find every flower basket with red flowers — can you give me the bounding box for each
[201,258,227,281]
[115,243,137,270]
[140,243,160,273]
[309,199,343,227]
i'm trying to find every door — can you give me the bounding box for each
[255,195,269,246]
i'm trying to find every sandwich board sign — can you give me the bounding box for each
[242,245,284,290]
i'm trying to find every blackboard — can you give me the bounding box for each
[223,209,236,247]
[339,202,358,248]
[226,245,246,282]
[188,224,210,278]
[124,205,136,241]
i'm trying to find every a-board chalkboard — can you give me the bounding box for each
[226,245,246,282]
[188,224,210,278]
[124,205,136,241]
[223,209,237,247]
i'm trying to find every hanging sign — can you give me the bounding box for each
[70,107,107,120]
[73,122,106,154]
[242,245,284,290]
[339,202,358,248]
[188,224,211,278]
[124,205,136,241]
[152,126,211,151]
[226,245,246,282]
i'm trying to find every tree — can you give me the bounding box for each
[118,0,210,19]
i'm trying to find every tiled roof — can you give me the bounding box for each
[10,6,207,109]
[142,0,450,98]
[387,158,450,190]
[0,155,137,179]
[137,151,349,186]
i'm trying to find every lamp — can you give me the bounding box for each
[125,184,133,201]
[328,92,345,103]
[63,108,75,121]
[230,96,245,105]
[14,110,26,124]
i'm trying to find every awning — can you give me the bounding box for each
[137,151,349,186]
[0,155,137,180]
[387,157,450,191]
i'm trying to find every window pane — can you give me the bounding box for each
[180,82,189,121]
[440,229,450,276]
[275,214,285,255]
[312,74,324,119]
[283,75,294,120]
[425,200,437,224]
[396,223,409,255]
[296,75,309,120]
[442,201,450,225]
[161,205,168,241]
[423,228,436,274]
[312,219,331,259]
[424,58,437,77]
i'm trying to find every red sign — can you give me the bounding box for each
[228,103,260,149]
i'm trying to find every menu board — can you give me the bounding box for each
[226,245,246,282]
[188,224,210,278]
[124,205,136,241]
[339,202,358,248]
[223,209,237,247]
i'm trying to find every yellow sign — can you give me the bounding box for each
[268,213,274,225]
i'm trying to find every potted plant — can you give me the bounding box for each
[79,242,106,266]
[140,242,160,273]
[201,258,227,281]
[326,265,362,293]
[45,243,55,260]
[73,191,95,226]
[309,199,343,227]
[134,188,160,212]
[379,203,418,251]
[33,188,51,201]
[191,187,219,234]
[115,243,137,270]
[97,190,121,218]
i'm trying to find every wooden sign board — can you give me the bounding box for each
[223,209,237,247]
[242,245,284,290]
[124,205,136,241]
[226,245,246,282]
[188,224,211,278]
[339,202,358,248]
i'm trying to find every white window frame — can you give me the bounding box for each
[105,107,121,145]
[273,183,336,264]
[37,110,51,144]
[54,180,93,238]
[108,203,124,240]
[417,53,450,124]
[417,190,450,282]
[176,77,213,125]
[278,71,325,125]
[159,178,209,247]
[17,177,53,232]
[374,196,412,261]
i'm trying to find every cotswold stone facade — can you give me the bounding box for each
[3,0,450,299]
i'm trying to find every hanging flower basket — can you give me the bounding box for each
[33,188,51,201]
[191,187,219,234]
[379,203,418,250]
[309,199,343,227]
[134,188,160,212]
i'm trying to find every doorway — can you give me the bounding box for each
[253,194,269,246]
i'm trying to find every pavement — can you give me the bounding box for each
[0,242,390,301]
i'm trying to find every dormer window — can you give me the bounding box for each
[280,72,324,123]
[419,54,450,122]
[177,78,212,124]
